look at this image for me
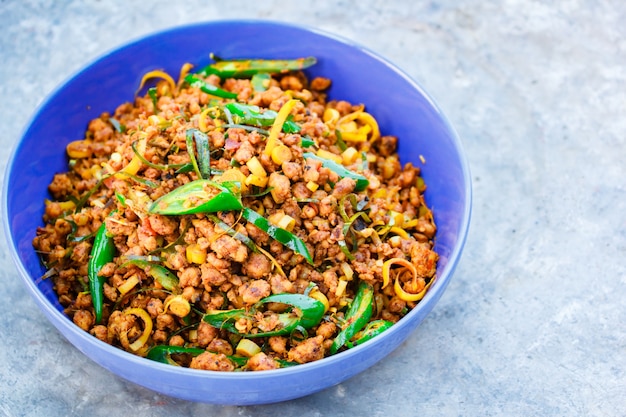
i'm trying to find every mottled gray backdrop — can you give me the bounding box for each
[1,1,625,416]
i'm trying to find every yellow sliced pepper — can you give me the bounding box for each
[394,278,432,302]
[115,137,146,179]
[124,308,153,351]
[264,99,298,156]
[337,111,381,143]
[136,70,176,96]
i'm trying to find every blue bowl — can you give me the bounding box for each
[3,20,471,405]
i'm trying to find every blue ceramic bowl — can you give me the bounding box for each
[3,20,471,405]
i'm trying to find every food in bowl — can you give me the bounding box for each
[32,55,438,371]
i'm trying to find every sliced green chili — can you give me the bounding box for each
[148,179,243,215]
[186,129,211,179]
[283,115,301,134]
[335,129,348,151]
[301,135,316,148]
[208,215,257,252]
[198,56,317,79]
[130,140,185,172]
[222,103,300,133]
[203,293,325,338]
[184,74,238,99]
[303,152,369,191]
[345,320,393,348]
[88,222,115,324]
[121,259,179,292]
[224,103,276,127]
[241,207,313,264]
[221,123,269,136]
[330,280,374,354]
[148,87,159,113]
[251,72,271,92]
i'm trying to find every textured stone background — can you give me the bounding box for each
[1,1,625,416]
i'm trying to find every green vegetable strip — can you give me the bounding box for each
[184,74,238,99]
[88,222,115,324]
[121,259,179,292]
[222,103,300,133]
[251,72,271,92]
[224,103,276,127]
[203,293,325,338]
[185,130,202,180]
[208,215,258,252]
[301,136,316,148]
[241,208,313,264]
[148,179,243,215]
[148,87,159,113]
[131,140,185,171]
[346,320,394,348]
[198,56,317,79]
[330,281,374,354]
[303,152,369,191]
[189,129,211,179]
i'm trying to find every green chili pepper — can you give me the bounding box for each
[148,179,243,215]
[209,214,257,252]
[330,280,374,354]
[224,103,276,127]
[88,222,115,324]
[198,56,317,79]
[203,293,325,338]
[186,129,211,179]
[222,103,300,133]
[184,74,238,99]
[301,135,316,148]
[146,345,248,367]
[251,72,271,92]
[148,87,159,113]
[345,319,393,348]
[282,115,301,134]
[303,152,369,191]
[121,259,179,292]
[241,207,313,264]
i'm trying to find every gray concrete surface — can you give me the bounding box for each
[1,1,625,416]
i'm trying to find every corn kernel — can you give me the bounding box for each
[323,108,340,124]
[186,243,207,264]
[57,200,76,212]
[341,147,359,165]
[389,211,404,227]
[245,174,268,187]
[246,156,267,178]
[148,115,164,126]
[276,214,296,231]
[306,181,319,192]
[236,339,262,358]
[110,152,123,163]
[271,144,293,165]
[217,168,248,193]
[74,212,89,226]
[66,140,92,159]
[389,235,402,248]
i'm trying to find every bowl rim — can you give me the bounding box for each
[2,18,472,381]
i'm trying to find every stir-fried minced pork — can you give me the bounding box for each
[32,57,438,371]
